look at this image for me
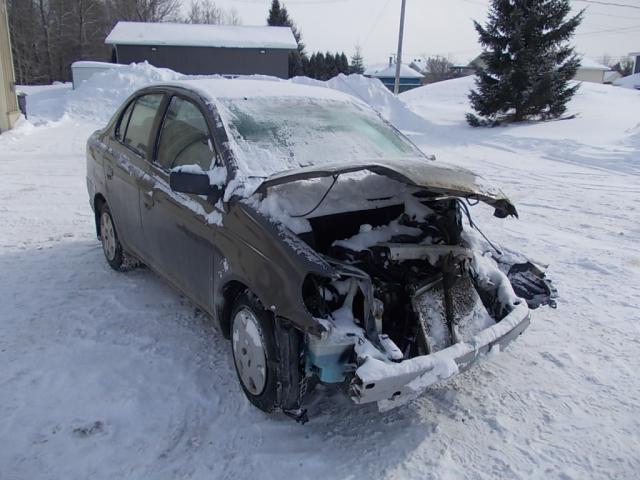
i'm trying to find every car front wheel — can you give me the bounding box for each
[230,292,283,413]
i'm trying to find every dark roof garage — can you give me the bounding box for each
[105,22,297,78]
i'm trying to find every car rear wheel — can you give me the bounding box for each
[99,204,124,271]
[230,292,282,413]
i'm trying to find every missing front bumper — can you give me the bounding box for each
[350,301,531,409]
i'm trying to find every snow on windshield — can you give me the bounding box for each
[219,97,422,179]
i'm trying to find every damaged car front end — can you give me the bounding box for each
[251,159,556,412]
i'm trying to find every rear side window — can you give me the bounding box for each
[122,94,164,157]
[156,97,214,171]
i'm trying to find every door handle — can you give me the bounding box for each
[105,165,114,179]
[143,190,155,209]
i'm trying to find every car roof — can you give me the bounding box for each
[152,78,360,104]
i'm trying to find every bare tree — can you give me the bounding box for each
[226,6,241,25]
[106,0,180,24]
[186,0,222,24]
[598,53,612,67]
[8,0,110,84]
[422,55,455,84]
[613,58,634,77]
[185,0,242,25]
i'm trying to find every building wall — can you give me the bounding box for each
[376,76,422,93]
[115,45,290,78]
[0,0,19,133]
[575,68,604,84]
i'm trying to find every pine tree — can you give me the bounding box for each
[325,52,337,79]
[467,0,583,126]
[267,0,283,25]
[267,0,307,77]
[350,46,365,74]
[338,53,350,74]
[315,52,326,80]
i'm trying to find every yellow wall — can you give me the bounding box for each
[0,0,19,133]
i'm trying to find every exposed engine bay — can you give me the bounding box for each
[257,171,556,407]
[302,194,554,397]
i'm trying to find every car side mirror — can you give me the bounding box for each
[169,170,222,201]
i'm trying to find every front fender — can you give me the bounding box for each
[214,202,334,334]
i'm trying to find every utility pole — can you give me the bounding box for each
[393,0,407,95]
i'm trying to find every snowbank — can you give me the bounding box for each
[613,72,640,90]
[24,63,183,124]
[401,75,640,174]
[3,60,640,480]
[21,64,430,134]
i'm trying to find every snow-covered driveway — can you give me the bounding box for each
[1,72,639,479]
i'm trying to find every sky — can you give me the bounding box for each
[187,0,640,66]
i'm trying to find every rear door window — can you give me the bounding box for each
[122,93,164,157]
[115,101,135,140]
[156,97,215,171]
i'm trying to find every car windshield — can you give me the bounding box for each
[220,97,423,178]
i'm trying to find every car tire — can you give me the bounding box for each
[99,203,125,271]
[230,291,284,413]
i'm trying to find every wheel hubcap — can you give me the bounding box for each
[232,308,267,396]
[100,212,117,261]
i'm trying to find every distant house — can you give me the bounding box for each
[364,60,424,93]
[105,22,297,78]
[450,55,484,77]
[575,57,610,83]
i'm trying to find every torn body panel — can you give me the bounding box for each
[267,179,556,409]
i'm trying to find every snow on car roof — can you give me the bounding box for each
[105,22,298,50]
[162,78,359,103]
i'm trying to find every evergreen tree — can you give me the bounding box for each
[307,53,317,78]
[467,0,583,126]
[315,52,326,80]
[350,46,365,74]
[267,0,284,25]
[325,52,337,79]
[338,53,350,74]
[267,0,307,77]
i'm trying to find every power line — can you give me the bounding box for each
[360,0,393,48]
[577,22,640,34]
[573,0,640,10]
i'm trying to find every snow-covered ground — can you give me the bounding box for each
[1,67,639,479]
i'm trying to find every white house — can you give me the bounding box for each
[71,61,128,89]
[575,57,610,84]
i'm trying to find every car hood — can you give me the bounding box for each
[254,157,517,218]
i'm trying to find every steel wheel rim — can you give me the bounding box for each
[232,307,267,396]
[100,212,117,261]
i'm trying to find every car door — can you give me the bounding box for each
[139,94,223,311]
[105,93,165,257]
